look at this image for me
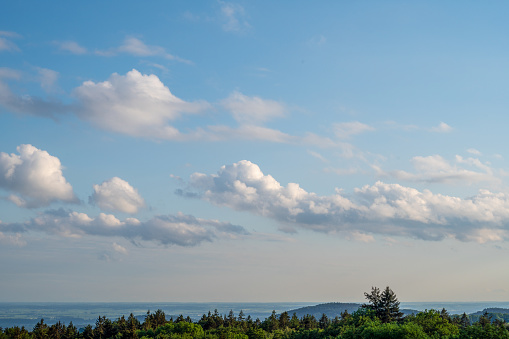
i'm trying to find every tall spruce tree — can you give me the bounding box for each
[362,286,403,323]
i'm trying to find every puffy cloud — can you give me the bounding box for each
[73,69,209,139]
[1,210,249,247]
[181,160,509,243]
[90,177,145,214]
[380,155,497,184]
[334,121,374,139]
[0,31,21,52]
[221,91,286,124]
[0,144,77,208]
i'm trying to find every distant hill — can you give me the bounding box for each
[285,302,418,319]
[286,303,360,319]
[468,308,509,323]
[471,308,509,315]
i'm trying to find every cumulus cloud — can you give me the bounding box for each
[73,69,209,139]
[0,144,78,208]
[221,91,286,124]
[180,160,509,243]
[379,155,497,185]
[53,40,87,54]
[0,210,249,247]
[334,121,374,139]
[90,177,145,214]
[0,31,21,52]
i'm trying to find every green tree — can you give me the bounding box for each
[81,325,94,339]
[405,309,459,337]
[279,311,290,329]
[362,286,403,323]
[32,319,49,339]
[318,313,330,329]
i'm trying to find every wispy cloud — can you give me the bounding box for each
[0,70,68,119]
[307,34,327,47]
[467,148,482,156]
[334,121,375,139]
[0,31,21,52]
[221,91,286,124]
[53,40,88,55]
[96,37,192,64]
[36,67,60,93]
[431,122,453,133]
[219,1,250,32]
[376,154,498,185]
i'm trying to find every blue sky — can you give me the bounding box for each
[1,1,509,302]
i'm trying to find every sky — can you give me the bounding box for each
[1,1,509,303]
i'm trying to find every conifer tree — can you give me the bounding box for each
[362,286,403,323]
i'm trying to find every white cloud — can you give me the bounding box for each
[221,91,286,124]
[90,177,145,214]
[334,121,374,139]
[0,144,77,208]
[0,31,21,52]
[204,125,294,143]
[381,155,497,185]
[73,69,209,139]
[180,160,509,243]
[54,40,87,54]
[308,151,329,163]
[1,210,249,247]
[96,37,191,63]
[0,231,26,247]
[0,67,21,80]
[37,67,59,93]
[219,1,250,32]
[0,68,67,118]
[1,68,352,146]
[112,242,128,255]
[467,148,482,156]
[307,35,327,46]
[431,122,452,133]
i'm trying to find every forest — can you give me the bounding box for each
[1,287,509,339]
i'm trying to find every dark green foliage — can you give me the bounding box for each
[361,286,403,323]
[405,309,459,337]
[3,290,509,339]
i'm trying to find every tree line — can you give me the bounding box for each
[1,286,508,339]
